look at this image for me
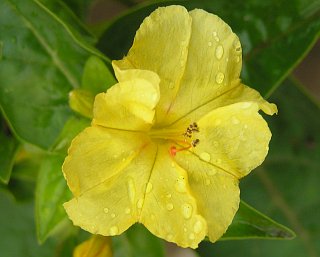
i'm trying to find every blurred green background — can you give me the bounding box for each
[0,0,319,256]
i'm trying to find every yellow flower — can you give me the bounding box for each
[73,235,112,257]
[63,6,277,248]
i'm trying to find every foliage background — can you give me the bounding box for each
[0,0,319,256]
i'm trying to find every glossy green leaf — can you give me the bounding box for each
[36,153,71,243]
[0,116,19,184]
[81,56,116,95]
[0,0,109,149]
[0,189,57,257]
[36,116,89,242]
[197,79,320,257]
[222,201,295,240]
[97,0,320,96]
[113,224,165,257]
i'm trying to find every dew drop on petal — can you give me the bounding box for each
[194,221,203,234]
[215,72,225,84]
[208,169,217,176]
[137,198,144,209]
[146,182,153,193]
[127,177,136,204]
[109,226,119,235]
[232,117,240,125]
[233,39,242,52]
[166,193,172,198]
[236,56,241,63]
[166,203,174,211]
[181,203,193,219]
[241,102,252,109]
[175,176,187,193]
[103,208,109,214]
[200,152,211,162]
[189,233,195,240]
[111,213,116,218]
[168,82,174,89]
[215,45,224,60]
[208,41,212,47]
[125,208,131,214]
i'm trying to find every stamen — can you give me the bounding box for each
[169,122,200,157]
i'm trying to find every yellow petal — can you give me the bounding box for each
[175,152,239,242]
[193,102,272,178]
[64,142,157,236]
[92,69,160,131]
[159,8,243,125]
[63,126,150,196]
[113,6,192,122]
[167,83,277,132]
[140,145,207,249]
[73,235,112,257]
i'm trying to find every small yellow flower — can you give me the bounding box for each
[63,6,277,248]
[73,235,112,257]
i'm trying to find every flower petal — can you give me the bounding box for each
[193,102,272,178]
[63,126,150,197]
[139,145,207,249]
[64,142,157,236]
[175,152,239,242]
[113,6,192,122]
[161,8,243,125]
[167,84,277,134]
[73,235,113,257]
[92,69,160,131]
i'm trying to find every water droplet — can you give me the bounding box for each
[146,182,153,193]
[194,221,203,234]
[168,82,174,89]
[208,169,217,176]
[122,158,126,162]
[213,141,219,147]
[212,31,220,42]
[166,193,172,198]
[241,102,252,109]
[183,227,187,232]
[137,198,144,209]
[181,203,193,219]
[215,45,224,60]
[127,178,136,204]
[244,124,248,129]
[103,208,109,214]
[208,41,212,47]
[189,233,195,240]
[167,234,173,240]
[215,72,225,84]
[111,213,116,218]
[205,179,211,185]
[234,39,242,52]
[232,117,240,125]
[200,152,211,162]
[125,208,131,214]
[113,154,118,158]
[109,226,118,235]
[171,162,175,168]
[236,56,241,63]
[175,176,187,193]
[166,203,174,211]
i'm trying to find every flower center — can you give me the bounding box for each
[149,122,200,156]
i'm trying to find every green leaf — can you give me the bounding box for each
[36,153,71,243]
[0,116,19,184]
[113,224,165,257]
[0,0,109,149]
[222,201,295,240]
[50,115,90,153]
[0,189,57,257]
[36,116,89,242]
[197,79,320,257]
[97,0,320,96]
[81,56,116,95]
